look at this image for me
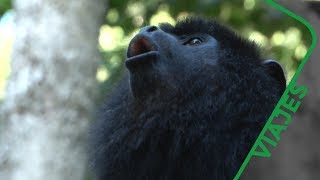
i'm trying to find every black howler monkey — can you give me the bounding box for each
[89,17,286,180]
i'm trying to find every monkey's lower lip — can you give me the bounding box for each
[125,51,159,68]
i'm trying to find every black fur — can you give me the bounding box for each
[89,17,286,180]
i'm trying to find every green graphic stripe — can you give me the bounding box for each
[233,0,317,179]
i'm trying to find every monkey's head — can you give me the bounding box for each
[125,17,286,100]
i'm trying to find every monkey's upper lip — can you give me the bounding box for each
[125,36,159,68]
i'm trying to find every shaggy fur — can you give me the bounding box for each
[89,17,285,180]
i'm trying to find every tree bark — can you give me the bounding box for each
[0,0,107,179]
[243,1,320,179]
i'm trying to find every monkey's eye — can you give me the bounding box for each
[184,37,203,46]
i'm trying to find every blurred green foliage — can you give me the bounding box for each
[97,0,311,100]
[0,0,11,16]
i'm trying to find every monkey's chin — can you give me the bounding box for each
[125,51,159,70]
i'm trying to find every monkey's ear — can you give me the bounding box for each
[262,59,286,93]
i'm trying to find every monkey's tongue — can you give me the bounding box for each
[127,35,158,57]
[128,38,152,57]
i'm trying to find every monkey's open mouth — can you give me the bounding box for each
[125,36,159,68]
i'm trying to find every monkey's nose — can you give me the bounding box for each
[139,26,158,33]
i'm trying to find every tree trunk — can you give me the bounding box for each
[0,0,107,179]
[243,0,320,179]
